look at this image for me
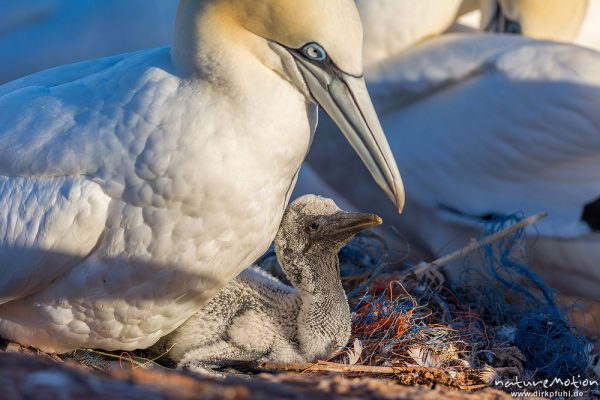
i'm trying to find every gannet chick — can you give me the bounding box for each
[156,195,381,372]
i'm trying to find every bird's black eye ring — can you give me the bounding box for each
[302,43,327,62]
[309,222,320,231]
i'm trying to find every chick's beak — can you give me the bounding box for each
[324,211,382,241]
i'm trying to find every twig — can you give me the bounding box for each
[260,360,405,374]
[257,360,489,391]
[406,212,548,278]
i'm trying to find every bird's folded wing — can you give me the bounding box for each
[0,176,110,305]
[0,47,175,304]
[378,35,600,238]
[0,52,129,98]
[0,47,172,180]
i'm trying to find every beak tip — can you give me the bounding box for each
[396,194,405,214]
[389,186,405,214]
[374,215,383,225]
[397,200,405,214]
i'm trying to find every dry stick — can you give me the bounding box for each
[260,360,414,374]
[407,212,548,278]
[257,361,489,391]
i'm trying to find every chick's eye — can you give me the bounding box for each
[309,222,320,231]
[302,43,327,62]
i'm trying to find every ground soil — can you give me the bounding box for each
[0,351,539,400]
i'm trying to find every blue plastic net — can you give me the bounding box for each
[458,213,589,378]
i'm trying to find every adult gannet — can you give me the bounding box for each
[482,0,600,51]
[304,33,600,300]
[156,195,380,372]
[0,0,179,83]
[0,0,404,353]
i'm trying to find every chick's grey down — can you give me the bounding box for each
[156,195,381,370]
[0,0,404,353]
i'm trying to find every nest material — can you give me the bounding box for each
[55,215,598,395]
[325,216,597,394]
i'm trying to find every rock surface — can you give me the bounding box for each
[0,352,537,400]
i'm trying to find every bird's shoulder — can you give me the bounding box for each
[0,47,175,99]
[0,52,130,98]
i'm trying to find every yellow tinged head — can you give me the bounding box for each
[173,0,405,212]
[209,0,365,76]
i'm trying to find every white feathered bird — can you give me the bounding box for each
[357,0,469,69]
[304,33,600,300]
[0,0,404,353]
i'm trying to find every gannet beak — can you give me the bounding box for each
[484,2,522,33]
[292,56,405,213]
[325,212,383,240]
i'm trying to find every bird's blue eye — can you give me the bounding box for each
[302,43,327,62]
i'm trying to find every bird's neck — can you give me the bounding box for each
[172,1,239,76]
[288,253,351,360]
[510,0,588,41]
[172,1,276,91]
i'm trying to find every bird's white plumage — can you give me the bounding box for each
[576,0,600,51]
[357,0,466,68]
[0,0,178,83]
[0,37,315,352]
[0,0,399,354]
[0,177,109,305]
[369,34,600,236]
[305,34,600,298]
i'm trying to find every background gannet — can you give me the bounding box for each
[156,195,381,371]
[0,0,404,353]
[301,33,600,301]
[357,0,467,69]
[0,0,178,83]
[482,0,600,51]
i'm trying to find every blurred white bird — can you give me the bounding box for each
[0,0,404,353]
[481,0,600,51]
[305,33,600,300]
[0,0,178,83]
[357,0,468,69]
